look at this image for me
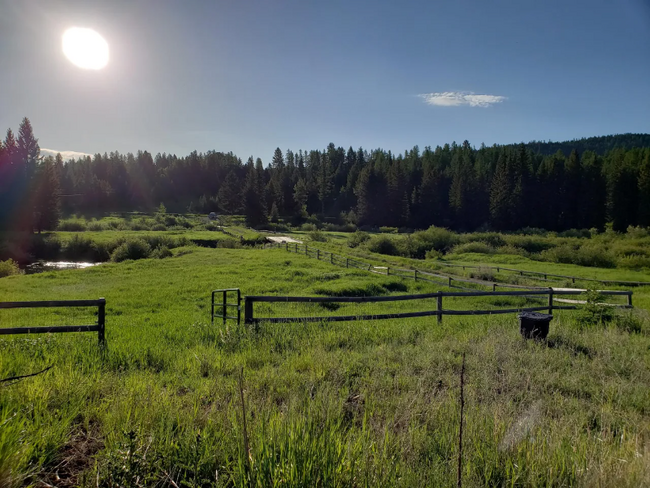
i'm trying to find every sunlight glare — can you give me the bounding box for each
[62,27,109,70]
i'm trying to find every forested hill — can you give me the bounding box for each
[520,133,650,156]
[3,117,650,236]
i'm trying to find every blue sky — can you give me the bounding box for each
[1,0,649,162]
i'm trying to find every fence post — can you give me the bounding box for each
[317,249,320,260]
[437,292,443,324]
[627,292,633,308]
[414,270,418,281]
[237,290,242,325]
[244,297,254,324]
[492,283,496,292]
[98,298,106,345]
[548,288,553,315]
[211,291,215,326]
[330,253,334,264]
[387,267,390,276]
[346,258,349,268]
[448,277,452,287]
[285,242,288,251]
[223,290,227,325]
[295,243,298,253]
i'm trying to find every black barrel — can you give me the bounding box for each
[518,312,553,339]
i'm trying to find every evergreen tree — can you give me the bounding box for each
[243,159,267,227]
[217,170,243,214]
[638,150,650,227]
[489,155,512,230]
[33,156,61,232]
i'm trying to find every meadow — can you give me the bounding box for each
[1,219,650,486]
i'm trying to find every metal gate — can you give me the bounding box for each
[211,289,241,325]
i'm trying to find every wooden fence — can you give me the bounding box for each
[265,240,650,288]
[243,289,632,325]
[267,242,566,291]
[0,299,106,344]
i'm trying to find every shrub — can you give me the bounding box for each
[465,232,506,248]
[617,255,650,270]
[558,228,591,238]
[412,226,459,253]
[58,219,87,231]
[575,291,615,328]
[379,226,398,234]
[505,235,555,253]
[469,267,496,282]
[495,245,527,257]
[150,246,172,259]
[309,230,328,242]
[540,245,616,268]
[64,235,97,261]
[301,223,318,232]
[111,239,152,262]
[614,311,645,334]
[366,235,399,256]
[87,221,106,231]
[347,231,370,248]
[450,242,494,255]
[0,259,19,278]
[425,249,443,260]
[151,223,167,232]
[217,239,241,249]
[29,235,62,260]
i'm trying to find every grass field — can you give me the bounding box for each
[1,240,650,486]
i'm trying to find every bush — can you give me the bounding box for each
[111,239,152,262]
[309,230,328,242]
[0,259,19,278]
[412,226,459,253]
[379,226,398,234]
[558,228,591,238]
[425,249,443,260]
[540,245,616,268]
[495,245,527,257]
[450,242,494,255]
[29,235,62,260]
[617,255,650,270]
[58,219,87,231]
[505,235,555,253]
[469,267,496,282]
[347,231,370,248]
[301,223,318,232]
[150,246,172,259]
[87,221,107,231]
[465,232,506,248]
[614,311,645,334]
[151,223,167,232]
[366,235,400,256]
[575,291,615,328]
[64,235,98,261]
[217,239,242,249]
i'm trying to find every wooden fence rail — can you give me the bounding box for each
[0,298,106,344]
[243,289,632,325]
[267,241,632,292]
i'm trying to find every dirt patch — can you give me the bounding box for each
[268,236,302,244]
[37,423,103,488]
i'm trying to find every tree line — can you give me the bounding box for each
[1,118,649,233]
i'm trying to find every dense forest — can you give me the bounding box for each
[1,119,650,233]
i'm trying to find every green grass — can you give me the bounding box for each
[1,246,650,486]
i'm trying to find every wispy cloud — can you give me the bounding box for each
[41,148,93,160]
[419,91,506,108]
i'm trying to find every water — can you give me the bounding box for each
[23,261,101,274]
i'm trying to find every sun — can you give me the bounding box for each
[62,27,109,70]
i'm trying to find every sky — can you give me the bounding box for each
[1,0,650,162]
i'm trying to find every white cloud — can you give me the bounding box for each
[40,148,93,160]
[419,91,506,108]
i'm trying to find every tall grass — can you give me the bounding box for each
[1,247,649,485]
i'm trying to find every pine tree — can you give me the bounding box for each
[638,150,650,227]
[489,155,512,230]
[34,156,61,232]
[243,161,267,227]
[217,170,243,214]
